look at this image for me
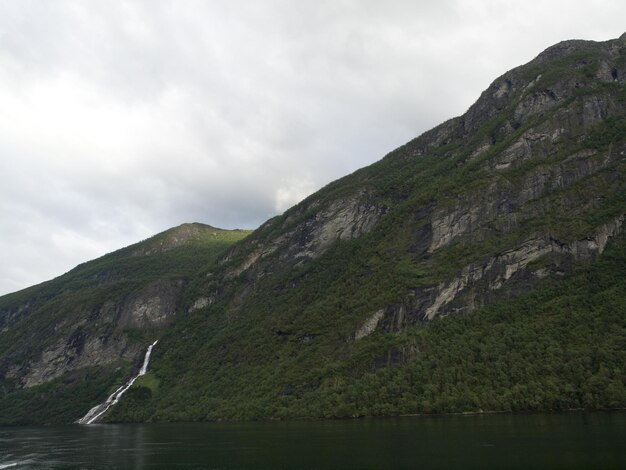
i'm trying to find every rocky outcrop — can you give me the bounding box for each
[22,332,142,388]
[4,278,181,388]
[430,143,624,253]
[419,35,625,166]
[188,296,213,312]
[305,196,385,257]
[493,94,617,170]
[355,309,385,340]
[118,280,180,328]
[228,191,386,278]
[377,216,624,334]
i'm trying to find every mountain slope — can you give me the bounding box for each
[113,232,626,420]
[0,223,250,424]
[107,34,626,422]
[2,34,626,424]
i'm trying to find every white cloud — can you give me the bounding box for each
[0,0,625,295]
[274,176,317,213]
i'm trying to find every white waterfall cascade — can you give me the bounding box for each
[77,340,158,425]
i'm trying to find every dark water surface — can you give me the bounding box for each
[1,412,624,469]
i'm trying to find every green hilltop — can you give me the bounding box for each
[0,223,250,424]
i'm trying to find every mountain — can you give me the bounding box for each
[2,34,626,424]
[0,223,250,424]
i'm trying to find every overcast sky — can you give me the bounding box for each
[1,1,625,296]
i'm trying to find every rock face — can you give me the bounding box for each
[22,333,141,388]
[203,33,626,341]
[0,224,247,402]
[10,279,180,388]
[355,309,385,340]
[379,216,624,332]
[118,280,180,328]
[225,191,386,279]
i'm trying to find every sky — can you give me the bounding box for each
[0,0,625,296]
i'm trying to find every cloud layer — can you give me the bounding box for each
[1,0,625,295]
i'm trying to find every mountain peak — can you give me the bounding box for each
[132,222,236,256]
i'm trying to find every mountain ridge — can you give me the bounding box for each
[1,33,625,424]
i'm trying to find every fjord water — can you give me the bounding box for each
[1,412,624,469]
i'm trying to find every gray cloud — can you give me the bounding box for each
[1,0,625,295]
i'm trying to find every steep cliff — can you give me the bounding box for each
[1,34,625,424]
[130,34,624,421]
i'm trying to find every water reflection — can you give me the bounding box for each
[0,412,624,469]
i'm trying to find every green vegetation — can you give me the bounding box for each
[111,232,626,421]
[2,36,626,425]
[0,224,249,425]
[522,45,605,90]
[106,37,625,423]
[586,116,626,150]
[0,366,127,425]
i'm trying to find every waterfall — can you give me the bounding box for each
[77,340,158,425]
